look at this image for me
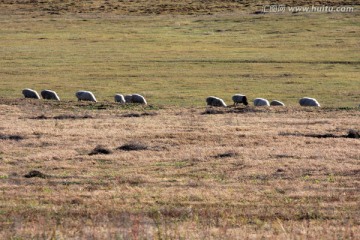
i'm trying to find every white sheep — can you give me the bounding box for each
[232,94,248,106]
[124,94,147,105]
[41,90,60,101]
[131,94,147,105]
[75,90,97,102]
[22,88,41,99]
[299,97,320,107]
[124,94,133,103]
[206,96,227,107]
[270,100,285,106]
[254,98,270,107]
[114,94,126,104]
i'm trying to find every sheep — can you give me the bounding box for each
[114,94,126,104]
[124,94,147,105]
[270,100,285,106]
[206,96,221,106]
[299,97,320,107]
[254,98,270,107]
[206,96,227,107]
[22,88,41,99]
[131,94,147,105]
[41,90,60,101]
[75,90,97,102]
[124,94,133,103]
[232,94,248,106]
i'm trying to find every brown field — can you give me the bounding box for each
[0,99,359,239]
[1,0,359,15]
[1,0,360,239]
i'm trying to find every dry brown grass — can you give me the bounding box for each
[1,0,358,16]
[0,99,359,239]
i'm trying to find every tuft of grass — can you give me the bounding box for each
[117,143,148,151]
[54,114,93,120]
[24,170,49,179]
[0,134,24,141]
[202,108,226,115]
[89,145,113,155]
[347,129,360,138]
[213,152,238,158]
[122,112,158,118]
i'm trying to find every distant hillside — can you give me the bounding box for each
[0,0,358,15]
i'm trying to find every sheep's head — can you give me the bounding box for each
[243,96,248,106]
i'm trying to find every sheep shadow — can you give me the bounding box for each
[121,112,158,118]
[202,106,278,115]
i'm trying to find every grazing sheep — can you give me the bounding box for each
[75,90,97,102]
[232,94,248,106]
[114,94,126,104]
[299,97,320,107]
[124,94,133,103]
[124,94,147,105]
[22,88,41,99]
[131,94,147,105]
[206,96,219,106]
[270,100,285,106]
[41,90,60,101]
[206,96,227,107]
[254,98,270,107]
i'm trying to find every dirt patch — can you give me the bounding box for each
[117,143,148,151]
[122,112,157,118]
[202,108,226,115]
[31,115,49,120]
[54,114,93,120]
[202,106,284,115]
[348,129,360,139]
[272,154,300,159]
[24,170,49,179]
[213,152,238,159]
[31,114,93,120]
[279,129,360,139]
[2,0,357,16]
[304,133,339,138]
[89,145,113,155]
[0,134,24,141]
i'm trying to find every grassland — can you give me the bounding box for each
[0,4,359,107]
[0,100,359,239]
[0,1,360,239]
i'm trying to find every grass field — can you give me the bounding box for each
[0,1,360,239]
[0,100,359,239]
[0,5,359,107]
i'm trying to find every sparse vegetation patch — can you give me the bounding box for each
[122,112,158,118]
[117,143,149,151]
[31,114,93,120]
[213,152,238,159]
[24,170,49,179]
[279,129,360,139]
[347,129,360,139]
[89,145,113,155]
[0,134,24,141]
